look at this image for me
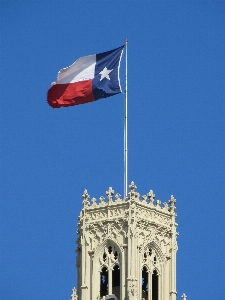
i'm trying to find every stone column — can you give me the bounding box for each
[108,268,112,295]
[158,272,162,300]
[88,250,94,299]
[169,195,177,300]
[148,270,152,300]
[127,182,139,299]
[121,245,127,300]
[163,260,169,300]
[80,190,90,299]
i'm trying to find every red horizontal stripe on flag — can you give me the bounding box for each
[47,80,95,108]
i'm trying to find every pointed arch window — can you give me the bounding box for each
[141,245,161,300]
[99,244,121,299]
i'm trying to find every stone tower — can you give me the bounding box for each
[75,181,178,300]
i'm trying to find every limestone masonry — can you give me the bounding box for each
[72,181,178,300]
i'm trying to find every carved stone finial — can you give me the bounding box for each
[142,195,147,204]
[99,196,106,206]
[115,193,122,203]
[181,293,187,300]
[71,287,78,300]
[147,190,155,205]
[106,187,114,204]
[128,181,140,201]
[169,195,176,213]
[162,202,169,211]
[82,189,90,207]
[91,197,97,207]
[129,181,137,192]
[156,199,161,208]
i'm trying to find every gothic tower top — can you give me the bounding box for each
[76,181,178,300]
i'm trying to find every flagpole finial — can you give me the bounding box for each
[125,38,128,43]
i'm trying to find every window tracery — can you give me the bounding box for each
[142,247,160,274]
[99,244,121,270]
[98,243,121,299]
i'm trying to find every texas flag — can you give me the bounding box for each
[47,46,124,108]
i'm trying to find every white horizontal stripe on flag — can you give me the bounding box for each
[57,54,96,84]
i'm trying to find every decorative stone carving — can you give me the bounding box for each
[147,189,155,205]
[169,195,176,213]
[71,287,78,300]
[181,293,187,300]
[106,187,114,205]
[162,202,169,211]
[141,195,147,204]
[99,244,121,271]
[115,193,123,203]
[156,199,161,209]
[99,196,106,206]
[128,181,140,201]
[127,278,138,297]
[75,182,178,300]
[129,181,137,193]
[91,197,97,207]
[82,189,90,207]
[141,246,161,273]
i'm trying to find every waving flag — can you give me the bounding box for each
[47,46,124,108]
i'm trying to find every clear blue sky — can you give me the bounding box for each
[1,1,225,299]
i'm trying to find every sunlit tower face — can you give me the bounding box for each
[76,183,178,300]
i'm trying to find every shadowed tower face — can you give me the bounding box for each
[75,182,178,300]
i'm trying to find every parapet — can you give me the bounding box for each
[80,181,176,214]
[77,181,178,246]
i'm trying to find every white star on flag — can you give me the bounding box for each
[99,67,113,81]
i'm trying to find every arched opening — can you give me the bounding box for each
[100,267,108,297]
[152,270,158,300]
[112,265,120,299]
[142,266,148,300]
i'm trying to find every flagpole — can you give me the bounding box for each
[124,38,128,198]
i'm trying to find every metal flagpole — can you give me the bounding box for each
[124,38,128,198]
